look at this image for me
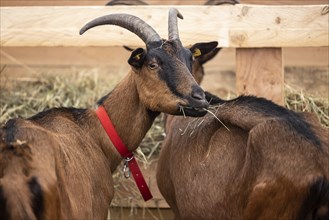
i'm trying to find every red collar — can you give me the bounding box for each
[95,105,153,201]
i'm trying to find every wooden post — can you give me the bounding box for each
[236,48,284,105]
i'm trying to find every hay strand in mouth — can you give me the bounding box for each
[179,105,186,118]
[202,108,230,131]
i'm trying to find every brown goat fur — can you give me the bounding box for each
[0,10,220,219]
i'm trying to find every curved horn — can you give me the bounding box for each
[79,14,161,45]
[168,8,183,41]
[204,0,240,5]
[106,0,148,5]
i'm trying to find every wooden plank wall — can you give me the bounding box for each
[1,0,328,6]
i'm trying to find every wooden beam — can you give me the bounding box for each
[1,47,328,67]
[236,48,284,105]
[1,5,328,47]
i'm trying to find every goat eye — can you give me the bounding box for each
[148,63,158,70]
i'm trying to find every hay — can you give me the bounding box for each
[285,84,329,129]
[0,73,108,125]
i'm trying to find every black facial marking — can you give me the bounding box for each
[147,48,185,98]
[158,63,183,98]
[178,47,193,73]
[28,176,44,220]
[147,43,195,99]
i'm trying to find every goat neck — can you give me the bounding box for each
[93,73,157,169]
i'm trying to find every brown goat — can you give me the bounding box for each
[0,9,218,220]
[157,63,329,219]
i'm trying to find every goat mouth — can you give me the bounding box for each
[179,105,208,117]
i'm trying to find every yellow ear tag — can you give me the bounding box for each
[193,48,202,57]
[134,53,141,60]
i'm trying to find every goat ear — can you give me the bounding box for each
[190,41,221,64]
[128,48,146,68]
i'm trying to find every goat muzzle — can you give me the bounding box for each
[179,93,209,117]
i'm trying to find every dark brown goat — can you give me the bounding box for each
[0,9,218,220]
[157,63,329,219]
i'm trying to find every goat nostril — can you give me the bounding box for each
[192,91,205,101]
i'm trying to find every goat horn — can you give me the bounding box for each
[79,14,161,45]
[168,8,183,41]
[204,0,240,5]
[105,0,148,5]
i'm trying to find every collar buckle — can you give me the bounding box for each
[123,154,134,178]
